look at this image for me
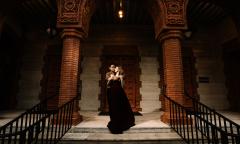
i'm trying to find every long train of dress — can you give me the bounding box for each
[107,80,135,134]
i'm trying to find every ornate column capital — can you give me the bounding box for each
[157,30,183,43]
[148,0,188,39]
[57,0,96,38]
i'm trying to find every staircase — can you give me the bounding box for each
[0,96,77,144]
[1,94,240,144]
[163,93,240,144]
[59,111,184,144]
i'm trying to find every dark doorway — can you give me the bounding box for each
[0,25,22,110]
[223,39,240,112]
[99,45,142,114]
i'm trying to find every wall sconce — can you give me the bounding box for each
[184,31,192,38]
[46,27,57,37]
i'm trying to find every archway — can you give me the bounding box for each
[99,45,142,115]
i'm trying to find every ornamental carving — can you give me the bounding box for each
[166,0,181,14]
[57,0,81,24]
[64,0,76,11]
[162,0,185,26]
[81,0,95,36]
[147,0,188,38]
[57,0,96,37]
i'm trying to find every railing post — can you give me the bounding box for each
[169,99,172,126]
[1,127,6,144]
[236,135,240,144]
[185,109,190,143]
[221,131,228,144]
[19,131,26,144]
[211,125,218,144]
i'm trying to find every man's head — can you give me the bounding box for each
[109,64,116,72]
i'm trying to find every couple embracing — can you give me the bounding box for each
[105,64,135,134]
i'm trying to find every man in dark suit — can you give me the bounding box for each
[106,64,116,88]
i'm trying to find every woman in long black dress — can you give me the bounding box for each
[106,65,135,134]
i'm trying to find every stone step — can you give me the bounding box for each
[60,132,183,144]
[69,126,172,133]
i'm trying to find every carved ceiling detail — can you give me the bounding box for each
[148,0,188,39]
[164,0,185,26]
[57,0,96,38]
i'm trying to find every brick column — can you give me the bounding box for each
[158,30,185,123]
[59,28,83,125]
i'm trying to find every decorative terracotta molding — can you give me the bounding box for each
[157,30,183,43]
[148,0,188,39]
[57,0,96,38]
[163,0,186,26]
[61,28,86,39]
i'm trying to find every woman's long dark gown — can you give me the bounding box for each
[107,79,135,134]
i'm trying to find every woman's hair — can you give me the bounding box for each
[117,66,124,75]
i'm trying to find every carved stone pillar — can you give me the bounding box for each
[147,0,188,123]
[56,0,96,125]
[58,29,83,124]
[158,30,185,123]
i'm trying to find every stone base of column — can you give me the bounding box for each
[161,112,170,124]
[72,111,82,125]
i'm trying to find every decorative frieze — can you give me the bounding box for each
[164,0,185,26]
[148,0,188,38]
[57,0,96,38]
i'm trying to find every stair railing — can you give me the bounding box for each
[0,96,77,144]
[164,94,240,144]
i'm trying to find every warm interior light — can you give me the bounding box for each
[118,0,124,19]
[118,10,123,15]
[118,10,124,18]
